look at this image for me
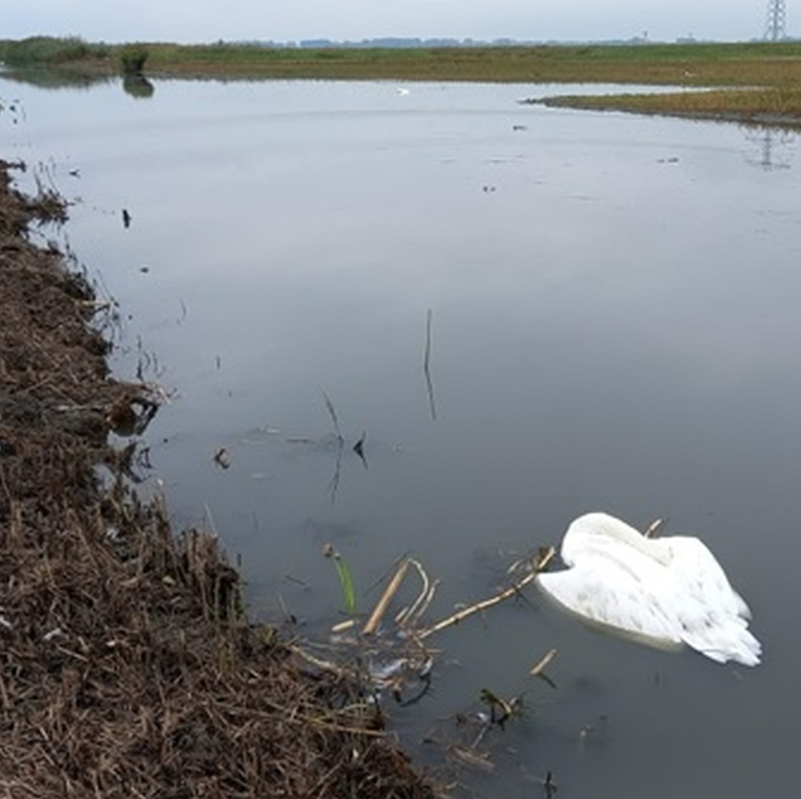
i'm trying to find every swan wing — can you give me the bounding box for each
[661,536,751,619]
[660,537,761,666]
[537,550,683,647]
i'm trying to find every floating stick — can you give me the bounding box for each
[419,547,555,640]
[395,559,437,628]
[643,517,666,538]
[529,647,558,689]
[362,558,410,635]
[529,647,557,676]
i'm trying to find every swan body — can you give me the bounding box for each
[537,513,761,666]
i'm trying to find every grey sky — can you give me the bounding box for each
[3,1,786,45]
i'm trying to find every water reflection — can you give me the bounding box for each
[0,66,112,90]
[1,66,153,99]
[743,126,795,170]
[122,73,155,99]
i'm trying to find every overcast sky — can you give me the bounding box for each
[3,2,786,45]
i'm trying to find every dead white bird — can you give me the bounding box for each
[537,513,761,667]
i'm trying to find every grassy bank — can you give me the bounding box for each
[4,36,801,83]
[532,85,801,128]
[3,36,801,122]
[113,39,801,87]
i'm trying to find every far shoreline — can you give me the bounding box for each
[2,37,801,127]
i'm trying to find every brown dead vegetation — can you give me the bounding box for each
[0,159,434,799]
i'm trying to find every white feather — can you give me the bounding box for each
[537,513,761,666]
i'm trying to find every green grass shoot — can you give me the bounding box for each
[333,553,357,615]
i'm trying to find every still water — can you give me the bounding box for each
[2,74,799,796]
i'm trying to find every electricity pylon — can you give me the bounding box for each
[765,0,787,41]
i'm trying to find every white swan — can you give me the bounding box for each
[537,513,761,666]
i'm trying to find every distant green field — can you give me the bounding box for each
[3,36,801,126]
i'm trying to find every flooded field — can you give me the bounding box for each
[2,74,799,796]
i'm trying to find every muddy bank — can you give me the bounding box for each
[0,159,434,798]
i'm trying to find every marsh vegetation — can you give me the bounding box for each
[3,36,801,124]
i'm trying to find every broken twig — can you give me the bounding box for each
[419,547,555,640]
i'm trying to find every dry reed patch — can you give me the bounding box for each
[0,502,432,799]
